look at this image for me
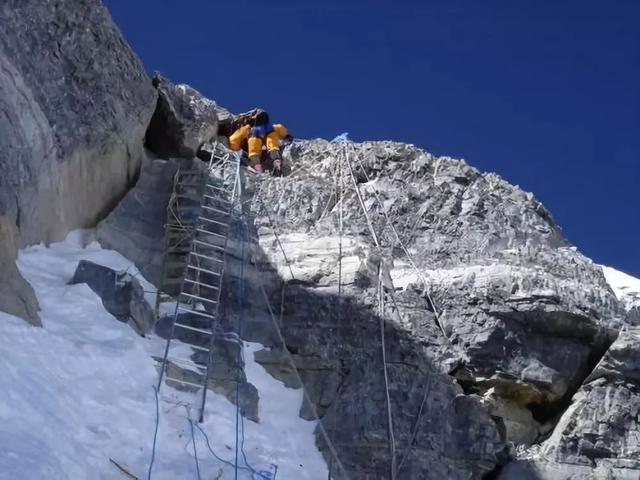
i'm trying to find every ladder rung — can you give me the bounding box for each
[193,240,225,251]
[189,251,224,263]
[165,376,205,390]
[195,228,226,239]
[205,184,233,195]
[203,196,232,207]
[180,292,218,305]
[184,278,220,291]
[178,306,216,320]
[198,216,229,228]
[166,356,207,370]
[162,277,184,286]
[189,344,211,354]
[186,265,221,276]
[201,205,229,215]
[174,321,213,335]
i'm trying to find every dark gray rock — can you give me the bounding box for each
[535,326,640,476]
[96,159,202,287]
[71,260,155,335]
[146,73,219,159]
[0,0,156,323]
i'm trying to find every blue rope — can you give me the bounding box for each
[236,216,273,480]
[234,217,247,480]
[147,385,160,480]
[189,419,202,480]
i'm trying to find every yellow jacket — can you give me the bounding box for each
[228,124,250,151]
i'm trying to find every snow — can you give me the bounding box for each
[0,231,328,479]
[602,265,640,310]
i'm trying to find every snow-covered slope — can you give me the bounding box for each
[0,231,327,480]
[602,265,640,311]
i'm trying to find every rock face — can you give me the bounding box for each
[251,139,623,439]
[501,326,640,479]
[70,260,155,336]
[0,217,39,325]
[101,135,630,478]
[0,0,156,323]
[233,139,626,477]
[96,159,188,287]
[145,73,219,159]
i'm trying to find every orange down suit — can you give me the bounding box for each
[229,124,288,159]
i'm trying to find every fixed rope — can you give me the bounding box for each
[253,192,351,480]
[342,140,442,478]
[349,146,446,338]
[327,139,347,480]
[341,141,397,479]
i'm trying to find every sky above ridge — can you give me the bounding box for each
[104,0,639,277]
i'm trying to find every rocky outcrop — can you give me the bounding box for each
[250,139,624,446]
[501,325,640,479]
[145,73,219,159]
[217,196,505,479]
[0,0,156,323]
[102,134,629,477]
[0,217,39,326]
[70,260,155,336]
[96,159,188,287]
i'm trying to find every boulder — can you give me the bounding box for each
[0,0,156,323]
[70,260,155,336]
[146,73,219,159]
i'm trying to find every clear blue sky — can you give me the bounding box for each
[104,0,639,277]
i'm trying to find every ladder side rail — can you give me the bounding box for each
[198,152,242,422]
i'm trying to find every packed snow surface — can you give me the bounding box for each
[0,231,327,479]
[602,265,640,310]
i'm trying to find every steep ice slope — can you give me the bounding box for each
[0,231,327,480]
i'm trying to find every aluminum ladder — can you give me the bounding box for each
[156,143,241,422]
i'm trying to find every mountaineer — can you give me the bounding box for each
[228,110,290,175]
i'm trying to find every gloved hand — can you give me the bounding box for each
[282,134,294,146]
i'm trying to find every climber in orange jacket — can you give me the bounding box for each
[228,111,289,174]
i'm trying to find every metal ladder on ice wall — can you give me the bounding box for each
[156,143,241,422]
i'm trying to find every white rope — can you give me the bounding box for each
[343,142,398,479]
[344,144,381,248]
[350,146,446,337]
[378,267,397,480]
[252,257,351,480]
[251,184,350,480]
